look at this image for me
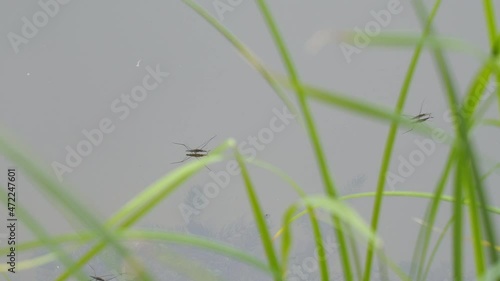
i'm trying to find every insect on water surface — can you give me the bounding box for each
[88,264,126,281]
[172,135,216,170]
[403,100,433,134]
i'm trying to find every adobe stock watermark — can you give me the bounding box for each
[340,0,403,63]
[386,78,498,190]
[178,105,296,223]
[0,232,8,246]
[7,0,72,54]
[285,235,339,281]
[51,65,170,182]
[212,0,245,21]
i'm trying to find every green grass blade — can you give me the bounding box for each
[3,229,273,275]
[340,31,500,78]
[279,205,299,277]
[363,0,443,279]
[308,208,330,281]
[253,0,354,279]
[0,232,92,256]
[0,188,87,280]
[339,191,499,213]
[124,230,273,274]
[0,252,56,272]
[297,196,414,280]
[421,216,455,281]
[462,64,493,128]
[453,156,464,281]
[299,196,383,248]
[412,148,455,281]
[234,149,282,281]
[482,0,498,50]
[275,77,454,141]
[181,0,300,122]
[413,0,499,266]
[495,64,500,114]
[414,38,498,280]
[345,224,363,280]
[155,251,223,281]
[277,195,396,279]
[375,252,412,281]
[481,162,500,180]
[1,273,11,281]
[0,129,153,281]
[482,119,500,127]
[484,0,500,118]
[272,190,500,241]
[465,158,487,276]
[249,159,328,281]
[480,260,500,281]
[341,32,486,58]
[249,159,306,197]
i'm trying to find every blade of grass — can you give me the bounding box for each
[420,216,455,281]
[277,195,389,277]
[298,196,383,248]
[463,64,494,129]
[413,29,499,280]
[0,129,153,281]
[0,232,92,256]
[2,229,273,275]
[0,273,11,281]
[181,0,300,123]
[293,196,414,280]
[0,252,56,272]
[253,0,354,279]
[482,119,500,127]
[412,148,455,281]
[345,224,363,280]
[453,155,464,281]
[413,0,499,266]
[470,86,499,130]
[482,0,498,47]
[340,191,500,214]
[482,0,500,119]
[494,56,500,115]
[481,162,500,180]
[271,190,500,242]
[249,159,329,281]
[274,77,454,142]
[375,252,413,281]
[480,260,500,281]
[234,149,282,281]
[249,159,306,197]
[279,205,299,277]
[0,188,88,281]
[125,230,272,274]
[363,0,443,279]
[154,247,227,281]
[465,156,487,276]
[340,31,500,77]
[341,32,487,59]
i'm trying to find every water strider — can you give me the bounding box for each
[403,100,433,134]
[88,265,126,281]
[172,135,216,170]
